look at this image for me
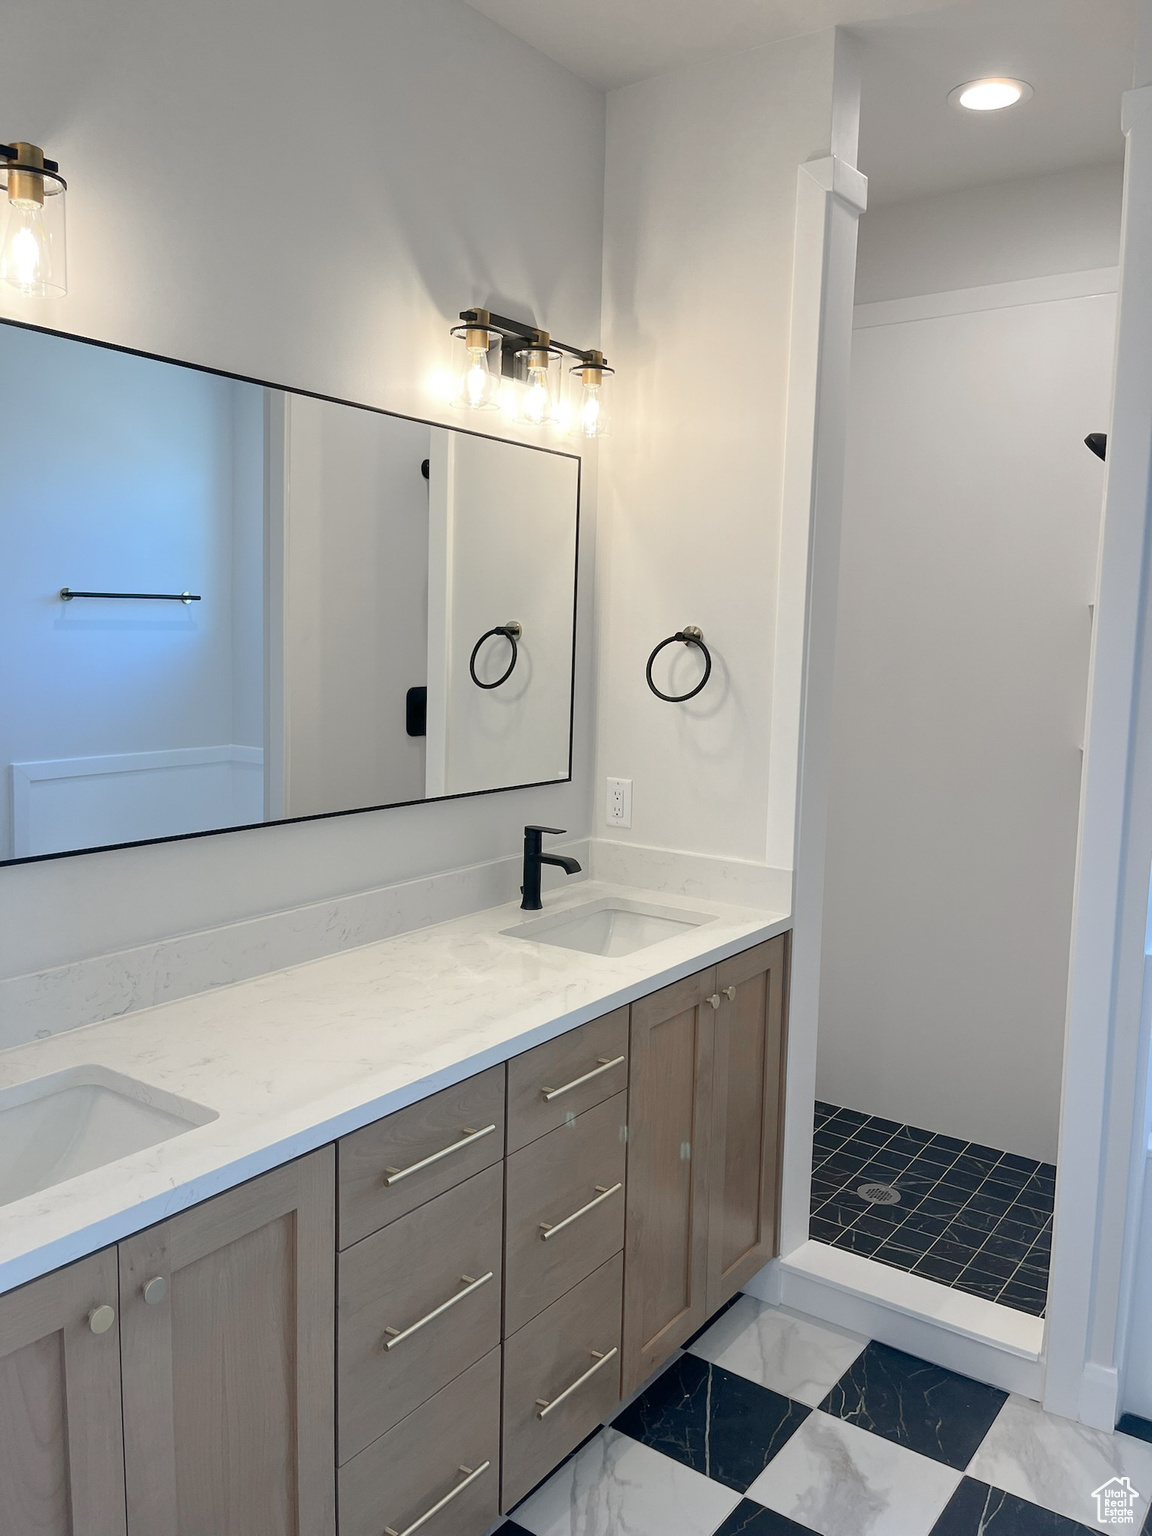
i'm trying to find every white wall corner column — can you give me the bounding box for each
[769,152,866,1262]
[1045,65,1152,1427]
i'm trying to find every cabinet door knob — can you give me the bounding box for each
[707,993,721,1010]
[88,1303,116,1334]
[142,1275,168,1305]
[723,986,737,1002]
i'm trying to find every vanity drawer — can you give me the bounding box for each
[507,1007,629,1153]
[339,1347,501,1536]
[504,1090,627,1333]
[501,1252,624,1512]
[338,1162,503,1464]
[338,1064,505,1248]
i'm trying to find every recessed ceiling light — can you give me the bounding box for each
[948,77,1034,112]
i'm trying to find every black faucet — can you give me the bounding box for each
[520,825,582,911]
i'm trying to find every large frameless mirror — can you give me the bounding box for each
[0,321,580,863]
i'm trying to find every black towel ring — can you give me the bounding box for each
[646,626,712,703]
[469,621,523,689]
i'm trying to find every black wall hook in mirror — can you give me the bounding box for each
[646,625,712,703]
[469,621,522,689]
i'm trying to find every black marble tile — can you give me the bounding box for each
[913,1253,966,1282]
[815,1100,838,1117]
[962,1252,1019,1282]
[931,1478,1093,1534]
[820,1341,1008,1469]
[1118,1413,1152,1444]
[928,1238,984,1268]
[612,1353,809,1493]
[866,1115,902,1134]
[883,1220,944,1254]
[873,1242,926,1270]
[998,1280,1048,1316]
[712,1501,814,1535]
[497,1525,537,1535]
[809,1215,844,1243]
[952,1270,1005,1301]
[982,1233,1033,1263]
[899,1210,953,1239]
[966,1142,1004,1163]
[831,1226,883,1256]
[967,1192,1015,1218]
[950,1206,1001,1236]
[829,1107,870,1127]
[994,1217,1044,1246]
[930,1133,969,1155]
[1000,1152,1041,1174]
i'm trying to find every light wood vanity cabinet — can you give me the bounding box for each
[622,934,788,1394]
[0,1248,127,1536]
[119,1147,337,1536]
[0,931,788,1536]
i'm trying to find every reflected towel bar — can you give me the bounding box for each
[60,589,201,604]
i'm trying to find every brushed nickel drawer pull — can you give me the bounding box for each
[535,1346,619,1418]
[723,985,736,1001]
[383,1460,491,1536]
[383,1123,496,1185]
[383,1271,494,1350]
[541,1055,626,1102]
[539,1181,623,1240]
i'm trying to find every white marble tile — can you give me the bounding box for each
[512,1427,741,1536]
[967,1393,1152,1534]
[688,1297,868,1407]
[745,1410,962,1536]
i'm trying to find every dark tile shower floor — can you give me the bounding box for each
[810,1103,1056,1317]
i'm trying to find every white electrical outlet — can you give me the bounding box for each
[606,777,633,828]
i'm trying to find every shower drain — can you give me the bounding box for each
[856,1182,902,1205]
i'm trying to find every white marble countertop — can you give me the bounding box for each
[0,881,788,1295]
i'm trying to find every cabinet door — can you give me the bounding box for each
[708,935,788,1311]
[119,1147,336,1536]
[0,1249,126,1536]
[622,966,716,1396]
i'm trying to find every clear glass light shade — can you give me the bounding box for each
[0,159,66,297]
[510,345,563,427]
[571,361,613,439]
[451,324,502,410]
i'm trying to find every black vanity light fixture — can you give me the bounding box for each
[451,308,613,437]
[0,142,66,297]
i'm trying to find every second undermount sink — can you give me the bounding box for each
[503,897,715,958]
[0,1064,217,1209]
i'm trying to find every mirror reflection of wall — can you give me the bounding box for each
[0,325,580,863]
[0,326,265,860]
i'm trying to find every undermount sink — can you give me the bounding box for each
[0,1064,217,1208]
[503,897,714,957]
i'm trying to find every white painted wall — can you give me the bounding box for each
[855,163,1124,304]
[273,394,430,819]
[0,0,604,980]
[595,30,845,870]
[816,285,1115,1161]
[0,325,263,859]
[426,430,579,797]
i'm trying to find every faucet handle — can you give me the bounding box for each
[525,825,567,836]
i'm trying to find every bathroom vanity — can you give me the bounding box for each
[0,890,788,1536]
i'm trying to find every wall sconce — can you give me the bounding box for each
[453,308,612,436]
[571,350,613,439]
[0,142,66,297]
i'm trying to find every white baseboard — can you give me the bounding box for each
[1078,1361,1121,1431]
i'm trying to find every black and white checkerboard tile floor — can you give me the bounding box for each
[498,1297,1152,1536]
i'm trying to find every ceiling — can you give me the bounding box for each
[461,0,955,91]
[463,0,1136,205]
[857,0,1135,204]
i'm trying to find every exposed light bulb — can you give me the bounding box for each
[579,385,602,437]
[523,365,550,425]
[465,348,489,407]
[1,200,50,294]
